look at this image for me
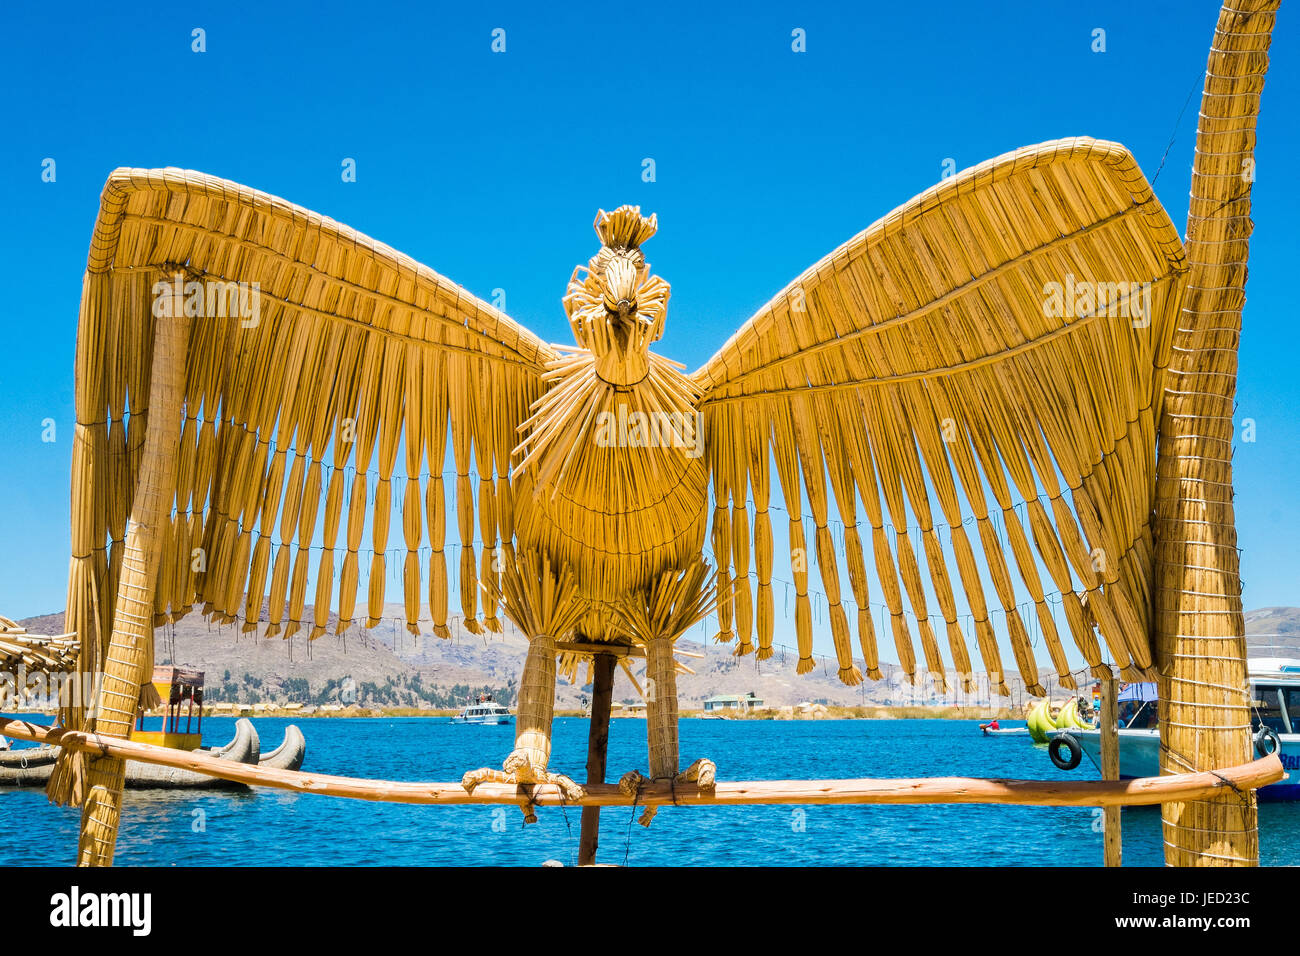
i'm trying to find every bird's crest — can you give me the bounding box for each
[594,206,657,250]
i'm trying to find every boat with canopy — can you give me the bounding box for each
[1050,662,1300,800]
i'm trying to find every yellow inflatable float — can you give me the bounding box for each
[1054,698,1094,731]
[1026,700,1053,743]
[1025,697,1093,743]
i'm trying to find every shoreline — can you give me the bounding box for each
[3,705,1025,721]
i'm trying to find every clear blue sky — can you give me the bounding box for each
[1,2,1296,666]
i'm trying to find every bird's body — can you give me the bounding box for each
[512,359,709,637]
[510,209,710,641]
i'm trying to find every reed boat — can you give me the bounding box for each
[0,719,307,788]
[4,717,237,788]
[0,666,306,788]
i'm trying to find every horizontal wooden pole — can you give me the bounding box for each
[1,717,1283,809]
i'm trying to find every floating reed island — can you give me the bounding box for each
[16,0,1282,866]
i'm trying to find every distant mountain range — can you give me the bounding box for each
[16,605,1298,710]
[1244,607,1300,654]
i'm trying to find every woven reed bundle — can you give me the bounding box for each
[610,560,718,825]
[1154,0,1280,868]
[695,138,1186,693]
[462,551,588,822]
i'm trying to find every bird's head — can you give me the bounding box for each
[564,206,670,385]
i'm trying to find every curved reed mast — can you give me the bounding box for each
[67,278,190,866]
[1155,0,1281,867]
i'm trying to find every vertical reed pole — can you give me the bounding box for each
[513,633,558,771]
[1155,0,1279,867]
[644,634,680,779]
[76,274,189,866]
[578,652,616,865]
[1101,678,1121,867]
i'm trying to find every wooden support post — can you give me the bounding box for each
[578,653,616,865]
[1101,677,1121,867]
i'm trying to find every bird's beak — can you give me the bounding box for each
[602,257,639,323]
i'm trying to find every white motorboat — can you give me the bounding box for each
[452,694,514,726]
[1048,657,1300,800]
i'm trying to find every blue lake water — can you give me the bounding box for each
[3,716,1297,866]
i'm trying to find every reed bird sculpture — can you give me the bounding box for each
[52,0,1278,865]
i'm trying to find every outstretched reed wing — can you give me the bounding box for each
[692,138,1185,694]
[65,167,553,714]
